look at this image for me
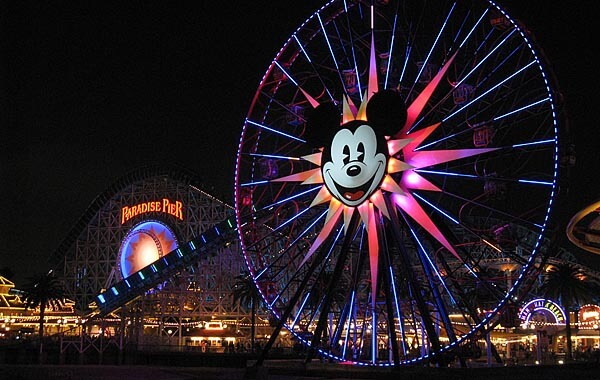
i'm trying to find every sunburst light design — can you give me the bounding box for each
[270,32,498,305]
[118,221,178,278]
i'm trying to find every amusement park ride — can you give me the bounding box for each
[567,200,600,255]
[86,0,569,367]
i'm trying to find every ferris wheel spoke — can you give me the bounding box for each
[379,238,401,363]
[308,215,359,352]
[381,3,401,90]
[385,202,444,352]
[315,12,347,95]
[397,194,519,313]
[421,186,547,231]
[245,119,307,143]
[422,215,533,276]
[393,209,467,343]
[335,227,369,358]
[291,35,338,103]
[434,254,482,327]
[256,235,340,368]
[341,5,365,102]
[252,212,328,283]
[407,4,456,99]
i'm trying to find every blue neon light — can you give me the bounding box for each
[317,12,340,71]
[293,34,311,63]
[274,61,299,87]
[249,152,300,161]
[512,138,555,149]
[245,119,306,143]
[443,60,536,123]
[240,180,269,187]
[416,169,477,178]
[518,179,553,186]
[413,193,459,224]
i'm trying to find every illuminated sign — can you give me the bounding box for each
[518,298,566,325]
[205,322,224,330]
[118,220,178,278]
[121,198,183,224]
[579,304,600,323]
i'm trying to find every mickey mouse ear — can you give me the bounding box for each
[366,89,407,136]
[305,102,341,148]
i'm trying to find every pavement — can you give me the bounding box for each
[1,360,599,380]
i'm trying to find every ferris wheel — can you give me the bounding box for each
[234,0,562,366]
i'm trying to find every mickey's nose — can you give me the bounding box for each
[347,165,361,177]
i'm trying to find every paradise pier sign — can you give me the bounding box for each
[121,198,183,224]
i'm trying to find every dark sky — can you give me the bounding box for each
[1,1,599,284]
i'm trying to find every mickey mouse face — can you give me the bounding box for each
[305,90,406,208]
[322,121,387,207]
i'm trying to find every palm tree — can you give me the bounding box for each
[540,262,596,360]
[232,271,262,352]
[21,270,66,361]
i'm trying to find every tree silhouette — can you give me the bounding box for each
[21,271,66,361]
[232,271,262,352]
[540,262,596,360]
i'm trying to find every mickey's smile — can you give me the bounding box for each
[324,161,384,203]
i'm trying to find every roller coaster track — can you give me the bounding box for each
[545,256,600,284]
[48,164,206,270]
[93,215,239,316]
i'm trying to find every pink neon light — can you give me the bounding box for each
[370,189,389,219]
[271,168,321,183]
[401,172,440,192]
[404,171,421,186]
[301,203,344,266]
[396,53,457,138]
[301,152,322,166]
[368,33,378,99]
[402,124,439,157]
[408,148,497,169]
[380,175,404,195]
[310,186,332,207]
[393,192,458,258]
[367,203,379,307]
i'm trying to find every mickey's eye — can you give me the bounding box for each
[357,142,365,162]
[343,145,350,165]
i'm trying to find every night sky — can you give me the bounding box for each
[2,1,598,285]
